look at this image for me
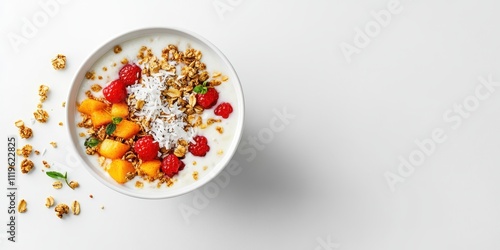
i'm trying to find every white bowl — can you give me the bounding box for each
[66,27,244,199]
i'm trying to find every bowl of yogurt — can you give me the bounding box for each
[66,27,244,199]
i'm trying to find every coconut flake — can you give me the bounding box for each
[127,70,196,150]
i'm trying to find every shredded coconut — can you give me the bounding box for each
[127,70,196,149]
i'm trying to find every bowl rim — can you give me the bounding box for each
[66,27,245,199]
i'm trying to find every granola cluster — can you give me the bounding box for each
[15,120,33,139]
[51,54,66,70]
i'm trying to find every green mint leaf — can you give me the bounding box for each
[84,137,100,147]
[106,123,117,135]
[112,117,123,124]
[193,85,207,94]
[46,171,66,179]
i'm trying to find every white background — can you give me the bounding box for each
[1,0,500,249]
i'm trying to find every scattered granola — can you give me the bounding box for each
[89,194,93,198]
[50,142,57,148]
[135,181,144,188]
[33,108,49,123]
[62,102,66,107]
[15,120,33,139]
[192,171,198,180]
[113,45,122,54]
[216,126,224,134]
[52,181,63,189]
[91,84,102,92]
[45,196,54,208]
[85,71,96,80]
[42,160,51,168]
[17,144,33,157]
[59,122,63,126]
[51,54,67,70]
[34,150,40,155]
[39,85,49,102]
[207,118,221,125]
[18,199,27,213]
[71,200,80,215]
[174,145,186,158]
[166,178,174,187]
[69,181,79,189]
[203,166,208,171]
[55,203,69,218]
[21,159,34,174]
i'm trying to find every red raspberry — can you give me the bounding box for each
[118,63,141,86]
[214,102,233,118]
[133,136,159,161]
[102,79,127,103]
[160,154,185,178]
[196,88,219,109]
[188,136,210,157]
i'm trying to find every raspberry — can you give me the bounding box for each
[196,88,219,109]
[133,136,159,161]
[102,79,127,103]
[160,154,185,178]
[118,63,141,86]
[214,102,233,118]
[188,135,210,157]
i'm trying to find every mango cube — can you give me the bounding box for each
[139,160,161,178]
[111,103,129,118]
[108,159,135,184]
[98,139,130,159]
[90,109,112,128]
[113,120,141,139]
[78,99,107,115]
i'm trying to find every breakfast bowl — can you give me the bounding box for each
[66,27,244,199]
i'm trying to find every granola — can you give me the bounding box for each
[21,159,34,174]
[39,85,49,102]
[69,181,79,189]
[51,54,66,70]
[42,160,50,168]
[45,196,54,208]
[71,201,80,215]
[18,199,27,213]
[33,108,49,123]
[113,45,122,54]
[55,203,69,218]
[15,120,33,139]
[17,144,33,158]
[52,181,63,189]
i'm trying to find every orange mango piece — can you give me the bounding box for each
[113,120,141,139]
[78,99,107,115]
[108,159,135,184]
[90,109,112,128]
[97,139,130,159]
[139,160,161,178]
[111,103,129,118]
